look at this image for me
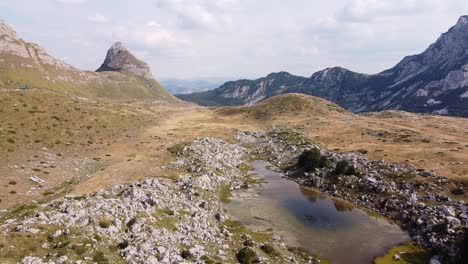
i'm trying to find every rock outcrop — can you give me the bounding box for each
[0,19,75,70]
[96,42,154,79]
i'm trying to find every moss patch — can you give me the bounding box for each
[374,241,431,264]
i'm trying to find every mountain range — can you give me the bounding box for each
[0,19,174,101]
[178,16,468,117]
[161,78,227,95]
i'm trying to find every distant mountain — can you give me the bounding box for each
[161,78,227,95]
[179,16,468,117]
[176,72,307,106]
[0,19,175,101]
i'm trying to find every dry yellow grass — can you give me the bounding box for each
[1,92,466,208]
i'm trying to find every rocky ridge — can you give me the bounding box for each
[0,19,75,71]
[179,16,468,117]
[176,72,308,106]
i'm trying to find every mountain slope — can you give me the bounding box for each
[176,72,307,106]
[0,19,175,101]
[180,16,468,117]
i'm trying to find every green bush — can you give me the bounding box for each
[260,244,277,255]
[333,160,358,176]
[345,165,358,176]
[118,240,129,249]
[298,148,323,172]
[98,220,111,228]
[181,249,194,260]
[334,160,349,175]
[236,247,259,264]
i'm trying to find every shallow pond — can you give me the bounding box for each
[225,160,410,264]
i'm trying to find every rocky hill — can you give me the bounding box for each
[177,72,307,106]
[0,19,175,101]
[96,42,153,79]
[179,16,468,117]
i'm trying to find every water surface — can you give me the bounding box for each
[225,160,409,264]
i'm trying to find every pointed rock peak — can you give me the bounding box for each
[108,41,128,54]
[97,42,154,79]
[0,19,17,37]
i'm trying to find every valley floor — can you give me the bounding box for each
[0,92,467,263]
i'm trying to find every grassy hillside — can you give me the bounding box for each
[0,53,174,101]
[217,93,468,183]
[216,93,348,120]
[0,88,168,208]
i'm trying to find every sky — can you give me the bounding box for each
[1,0,468,80]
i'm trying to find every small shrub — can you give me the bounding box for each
[118,240,129,249]
[345,165,359,176]
[260,244,277,255]
[9,190,16,194]
[334,160,349,175]
[8,180,17,185]
[236,247,258,264]
[98,220,111,228]
[298,148,322,172]
[92,251,108,264]
[243,240,254,247]
[181,249,194,260]
[6,138,15,144]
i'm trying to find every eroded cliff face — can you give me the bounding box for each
[0,19,75,71]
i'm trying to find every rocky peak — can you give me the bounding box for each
[96,42,154,79]
[455,15,468,29]
[0,19,17,37]
[310,67,354,81]
[266,71,293,78]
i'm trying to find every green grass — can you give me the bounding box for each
[219,185,232,203]
[98,220,112,229]
[374,241,431,264]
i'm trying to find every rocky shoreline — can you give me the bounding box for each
[234,129,467,264]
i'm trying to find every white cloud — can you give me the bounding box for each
[337,0,422,22]
[6,0,468,78]
[54,0,87,4]
[88,13,109,23]
[147,21,161,27]
[156,0,235,30]
[114,23,190,48]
